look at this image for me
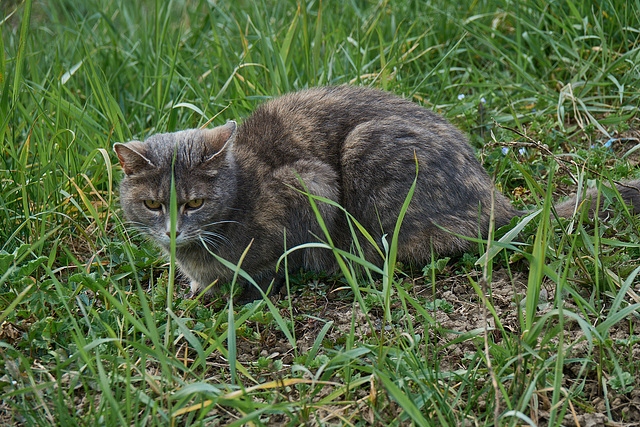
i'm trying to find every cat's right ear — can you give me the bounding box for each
[203,120,237,162]
[113,141,156,175]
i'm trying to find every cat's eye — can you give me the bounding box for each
[143,200,162,210]
[186,199,204,210]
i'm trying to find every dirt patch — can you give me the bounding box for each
[194,264,640,425]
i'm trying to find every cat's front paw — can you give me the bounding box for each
[182,281,205,299]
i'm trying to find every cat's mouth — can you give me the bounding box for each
[156,230,228,253]
[157,233,197,249]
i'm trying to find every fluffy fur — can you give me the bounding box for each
[114,86,639,300]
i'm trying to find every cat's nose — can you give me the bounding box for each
[165,230,181,237]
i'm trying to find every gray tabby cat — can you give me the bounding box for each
[114,86,639,301]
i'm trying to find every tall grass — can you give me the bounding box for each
[1,0,639,424]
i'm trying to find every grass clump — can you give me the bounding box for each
[2,0,640,425]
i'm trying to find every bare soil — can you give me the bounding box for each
[193,263,640,425]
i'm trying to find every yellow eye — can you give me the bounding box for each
[143,200,162,210]
[186,199,204,209]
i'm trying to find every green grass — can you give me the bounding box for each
[2,0,640,425]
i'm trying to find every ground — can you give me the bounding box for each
[176,259,640,425]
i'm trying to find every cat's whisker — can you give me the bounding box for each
[199,236,219,247]
[113,223,137,234]
[116,223,150,240]
[199,230,222,240]
[199,235,221,252]
[200,230,232,247]
[123,230,145,240]
[121,220,153,230]
[202,220,242,228]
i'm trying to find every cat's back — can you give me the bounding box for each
[247,85,429,122]
[233,86,457,169]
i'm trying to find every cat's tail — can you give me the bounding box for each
[552,179,640,219]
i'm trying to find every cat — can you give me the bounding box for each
[114,85,640,301]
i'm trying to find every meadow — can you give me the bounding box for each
[1,0,640,425]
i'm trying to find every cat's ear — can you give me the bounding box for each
[203,120,237,162]
[113,141,156,175]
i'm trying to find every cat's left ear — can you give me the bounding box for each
[203,120,237,162]
[113,141,156,175]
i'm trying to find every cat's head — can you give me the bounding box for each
[114,121,238,251]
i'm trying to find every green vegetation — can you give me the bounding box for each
[2,0,640,424]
